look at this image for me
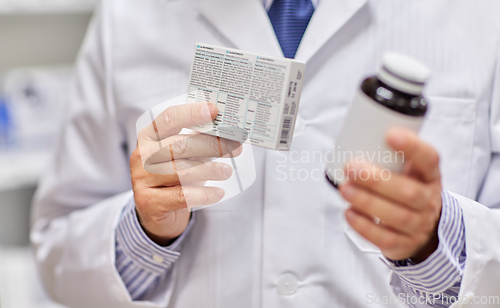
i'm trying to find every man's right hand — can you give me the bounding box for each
[130,102,242,246]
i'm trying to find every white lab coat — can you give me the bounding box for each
[31,0,500,307]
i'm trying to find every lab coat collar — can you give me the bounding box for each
[197,0,283,57]
[198,0,368,62]
[294,0,368,62]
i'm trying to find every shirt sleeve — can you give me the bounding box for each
[115,199,196,300]
[383,190,466,308]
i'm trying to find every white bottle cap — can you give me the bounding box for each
[377,52,431,95]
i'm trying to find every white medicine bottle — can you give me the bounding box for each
[326,52,431,187]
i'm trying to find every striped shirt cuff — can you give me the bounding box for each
[384,190,466,294]
[115,199,195,299]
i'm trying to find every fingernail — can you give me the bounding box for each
[223,164,233,178]
[345,210,357,222]
[389,132,407,149]
[201,104,211,119]
[215,188,225,199]
[208,103,216,116]
[341,184,357,199]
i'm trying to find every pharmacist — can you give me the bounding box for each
[31,0,500,307]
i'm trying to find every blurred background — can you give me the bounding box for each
[0,0,96,306]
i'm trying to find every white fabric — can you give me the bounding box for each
[31,0,500,307]
[262,0,320,11]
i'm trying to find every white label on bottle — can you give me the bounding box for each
[326,90,424,185]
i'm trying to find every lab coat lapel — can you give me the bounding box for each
[197,0,283,57]
[295,0,368,62]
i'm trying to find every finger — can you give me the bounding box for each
[345,208,413,260]
[179,185,226,209]
[135,185,225,213]
[137,131,199,167]
[145,134,242,164]
[139,102,217,141]
[339,183,420,235]
[144,159,233,184]
[386,127,440,182]
[345,162,431,210]
[132,149,232,187]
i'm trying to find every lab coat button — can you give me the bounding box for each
[461,292,475,307]
[277,273,298,295]
[152,254,164,263]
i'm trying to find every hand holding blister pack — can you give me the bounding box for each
[136,93,256,212]
[136,43,305,212]
[326,52,431,187]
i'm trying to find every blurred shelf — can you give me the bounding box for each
[0,0,97,14]
[0,8,92,69]
[0,151,50,191]
[0,185,35,246]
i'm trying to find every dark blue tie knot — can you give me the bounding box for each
[268,0,315,59]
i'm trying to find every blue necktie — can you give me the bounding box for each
[268,0,315,59]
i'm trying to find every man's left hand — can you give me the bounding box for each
[339,127,443,263]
